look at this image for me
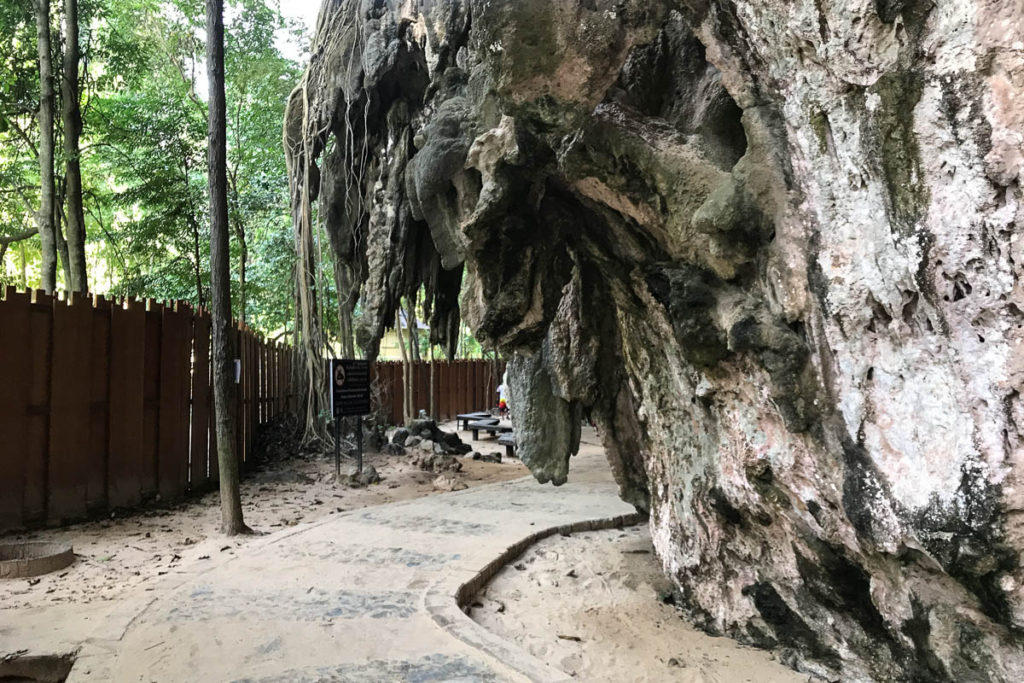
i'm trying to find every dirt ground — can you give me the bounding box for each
[470,524,806,683]
[3,424,805,683]
[0,421,525,612]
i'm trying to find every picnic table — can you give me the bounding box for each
[467,419,512,441]
[457,411,493,431]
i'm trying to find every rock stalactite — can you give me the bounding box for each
[287,1,1024,679]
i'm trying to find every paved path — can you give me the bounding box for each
[61,433,638,682]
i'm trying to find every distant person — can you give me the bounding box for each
[497,369,508,417]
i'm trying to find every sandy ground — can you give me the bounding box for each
[4,423,805,683]
[0,421,525,612]
[470,524,806,683]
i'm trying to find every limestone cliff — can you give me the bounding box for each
[286,1,1024,679]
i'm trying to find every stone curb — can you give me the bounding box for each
[0,542,75,579]
[425,511,646,683]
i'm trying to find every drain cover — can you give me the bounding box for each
[0,542,74,579]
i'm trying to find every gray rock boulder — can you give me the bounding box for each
[381,443,406,456]
[341,464,380,487]
[289,1,1024,680]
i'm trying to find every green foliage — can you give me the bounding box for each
[0,0,43,283]
[0,0,488,356]
[0,0,305,337]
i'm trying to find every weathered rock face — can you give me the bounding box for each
[289,1,1024,679]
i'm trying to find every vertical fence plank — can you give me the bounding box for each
[86,296,111,513]
[233,325,243,471]
[190,310,212,492]
[23,291,53,525]
[141,300,162,499]
[446,361,453,417]
[246,331,255,464]
[452,361,462,415]
[417,361,424,418]
[48,293,93,524]
[271,345,279,418]
[244,328,254,466]
[261,340,268,424]
[278,346,285,416]
[436,361,444,420]
[0,295,305,524]
[392,363,400,424]
[275,345,283,416]
[0,289,32,530]
[108,298,145,508]
[208,340,220,484]
[257,339,264,424]
[253,336,260,426]
[284,346,291,414]
[157,302,191,502]
[470,361,479,413]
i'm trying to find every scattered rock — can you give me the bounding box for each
[381,443,406,456]
[473,452,502,464]
[417,454,463,474]
[404,435,422,448]
[341,464,381,487]
[433,474,468,491]
[390,427,410,445]
[406,418,437,437]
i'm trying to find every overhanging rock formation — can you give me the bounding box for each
[286,1,1024,679]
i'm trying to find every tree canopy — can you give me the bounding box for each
[0,0,305,337]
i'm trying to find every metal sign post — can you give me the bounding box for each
[330,359,371,474]
[334,413,342,478]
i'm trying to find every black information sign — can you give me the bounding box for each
[331,358,371,418]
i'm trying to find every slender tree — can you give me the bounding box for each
[395,307,413,423]
[62,0,87,292]
[34,0,57,292]
[207,0,248,534]
[405,295,421,361]
[429,342,436,420]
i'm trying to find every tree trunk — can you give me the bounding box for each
[405,296,420,361]
[333,261,355,358]
[429,342,436,420]
[34,0,57,293]
[20,241,28,288]
[233,218,247,324]
[395,308,413,424]
[190,214,204,307]
[183,158,204,307]
[61,0,87,293]
[207,0,248,535]
[55,183,70,288]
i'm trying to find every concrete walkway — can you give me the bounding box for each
[55,432,638,682]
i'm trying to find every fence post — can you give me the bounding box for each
[0,288,33,531]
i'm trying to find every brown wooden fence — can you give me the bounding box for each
[0,286,502,532]
[0,287,294,531]
[373,359,505,426]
